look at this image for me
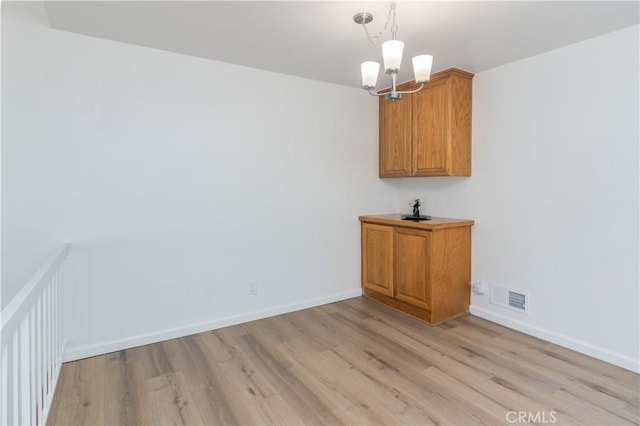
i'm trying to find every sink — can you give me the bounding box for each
[401,215,431,221]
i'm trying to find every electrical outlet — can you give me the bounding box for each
[248,282,258,296]
[471,280,486,294]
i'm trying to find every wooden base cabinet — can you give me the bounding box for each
[360,215,474,324]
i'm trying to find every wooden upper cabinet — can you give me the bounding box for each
[379,68,473,177]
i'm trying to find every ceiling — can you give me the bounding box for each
[43,1,639,89]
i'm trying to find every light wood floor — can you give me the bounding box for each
[48,297,639,425]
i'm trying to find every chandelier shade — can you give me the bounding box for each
[412,55,433,83]
[381,40,404,72]
[361,61,380,89]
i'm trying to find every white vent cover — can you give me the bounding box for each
[491,284,529,314]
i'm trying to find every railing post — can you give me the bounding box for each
[0,244,69,425]
[20,317,32,424]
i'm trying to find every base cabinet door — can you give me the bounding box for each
[361,223,394,297]
[394,228,431,310]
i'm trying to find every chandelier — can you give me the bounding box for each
[354,1,433,101]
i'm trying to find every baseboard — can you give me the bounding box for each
[470,305,639,373]
[63,289,363,362]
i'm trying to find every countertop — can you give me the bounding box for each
[359,214,474,230]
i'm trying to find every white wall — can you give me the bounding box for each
[4,2,638,372]
[2,2,400,358]
[388,25,639,371]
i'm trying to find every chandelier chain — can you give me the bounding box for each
[390,1,398,39]
[360,1,397,44]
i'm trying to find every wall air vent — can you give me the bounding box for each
[508,291,526,311]
[491,284,529,314]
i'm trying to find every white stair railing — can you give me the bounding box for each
[1,244,69,425]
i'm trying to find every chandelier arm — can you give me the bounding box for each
[396,83,425,95]
[367,89,386,97]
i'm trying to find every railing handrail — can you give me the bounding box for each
[1,244,69,337]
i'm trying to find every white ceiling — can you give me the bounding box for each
[43,1,639,88]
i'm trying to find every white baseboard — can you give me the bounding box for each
[470,305,639,373]
[64,289,363,362]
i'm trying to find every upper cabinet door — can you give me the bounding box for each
[449,72,473,176]
[379,95,412,177]
[412,78,451,176]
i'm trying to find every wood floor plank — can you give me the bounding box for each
[234,332,343,425]
[164,336,248,425]
[459,314,639,392]
[196,331,278,404]
[309,347,433,425]
[354,308,582,423]
[147,371,205,426]
[250,394,307,425]
[48,354,106,425]
[124,356,153,425]
[422,366,573,425]
[277,338,414,425]
[363,313,600,423]
[104,351,141,426]
[626,403,639,418]
[451,323,638,421]
[48,297,639,426]
[328,343,500,425]
[551,387,634,425]
[125,342,173,381]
